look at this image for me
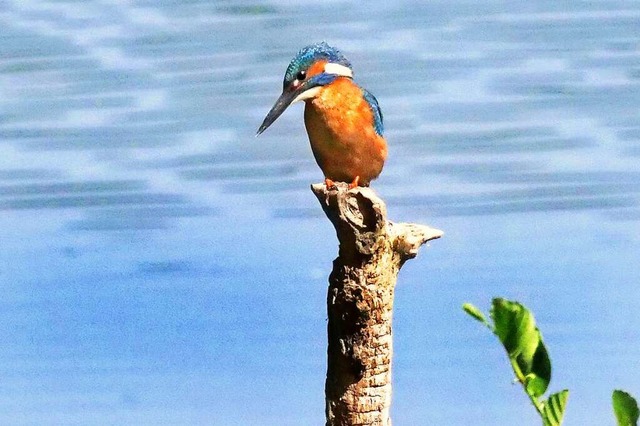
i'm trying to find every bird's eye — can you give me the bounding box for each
[296,70,306,81]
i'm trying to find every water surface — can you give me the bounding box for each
[1,1,639,424]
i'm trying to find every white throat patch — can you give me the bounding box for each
[292,86,321,103]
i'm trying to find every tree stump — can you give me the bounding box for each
[311,183,443,426]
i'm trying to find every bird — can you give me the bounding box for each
[256,42,387,189]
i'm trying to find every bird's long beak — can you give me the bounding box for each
[256,87,301,135]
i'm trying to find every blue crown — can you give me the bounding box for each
[283,42,352,87]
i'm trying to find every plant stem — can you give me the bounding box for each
[509,357,546,420]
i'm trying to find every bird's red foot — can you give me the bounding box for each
[324,178,336,189]
[348,176,360,189]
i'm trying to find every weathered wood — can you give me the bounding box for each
[311,182,443,426]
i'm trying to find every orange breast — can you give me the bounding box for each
[303,78,387,185]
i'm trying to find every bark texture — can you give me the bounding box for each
[311,182,443,426]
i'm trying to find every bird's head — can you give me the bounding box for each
[257,42,353,135]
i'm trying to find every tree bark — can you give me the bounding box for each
[311,182,443,426]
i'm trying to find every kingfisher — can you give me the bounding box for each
[256,42,387,188]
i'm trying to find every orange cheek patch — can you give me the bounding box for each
[307,60,328,78]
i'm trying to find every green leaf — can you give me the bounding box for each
[613,389,639,426]
[525,374,547,399]
[490,298,551,396]
[463,303,490,327]
[542,390,569,426]
[528,340,551,397]
[491,298,537,357]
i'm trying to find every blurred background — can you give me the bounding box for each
[0,0,639,424]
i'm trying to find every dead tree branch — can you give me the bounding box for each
[311,182,443,426]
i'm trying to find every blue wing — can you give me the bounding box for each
[362,89,384,136]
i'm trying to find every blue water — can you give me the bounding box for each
[1,1,639,425]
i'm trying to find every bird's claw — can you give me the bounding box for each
[348,176,360,190]
[325,178,336,190]
[324,176,360,190]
